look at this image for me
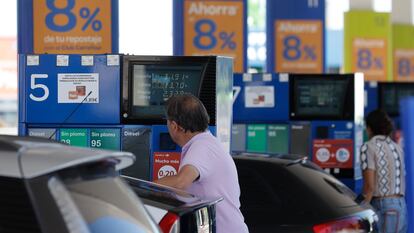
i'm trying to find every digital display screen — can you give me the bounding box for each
[293,79,349,118]
[380,84,414,116]
[132,64,203,119]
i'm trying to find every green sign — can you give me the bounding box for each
[90,128,120,150]
[247,124,267,153]
[344,11,392,81]
[267,124,289,154]
[393,24,414,81]
[60,128,88,147]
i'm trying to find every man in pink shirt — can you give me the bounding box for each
[155,94,249,233]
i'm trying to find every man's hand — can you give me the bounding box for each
[154,165,200,190]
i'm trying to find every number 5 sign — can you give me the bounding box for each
[18,0,118,54]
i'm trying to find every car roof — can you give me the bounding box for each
[0,135,135,179]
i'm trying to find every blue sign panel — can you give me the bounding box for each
[233,73,289,123]
[19,54,120,124]
[401,97,414,233]
[364,81,378,116]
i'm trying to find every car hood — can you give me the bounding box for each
[0,135,135,179]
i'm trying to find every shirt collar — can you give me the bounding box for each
[182,130,210,154]
[371,135,390,142]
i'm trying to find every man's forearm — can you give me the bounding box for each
[154,165,199,190]
[154,175,188,190]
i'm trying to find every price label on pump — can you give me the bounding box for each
[183,0,245,72]
[33,0,112,54]
[152,152,181,180]
[90,128,120,150]
[352,38,388,81]
[275,20,323,73]
[59,128,88,147]
[394,49,414,81]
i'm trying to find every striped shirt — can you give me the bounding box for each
[360,135,405,197]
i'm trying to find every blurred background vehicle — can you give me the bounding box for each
[234,154,378,233]
[0,135,161,233]
[125,176,220,233]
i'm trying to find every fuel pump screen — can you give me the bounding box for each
[380,83,414,116]
[131,64,203,119]
[293,79,349,118]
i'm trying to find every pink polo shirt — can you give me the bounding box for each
[180,131,249,233]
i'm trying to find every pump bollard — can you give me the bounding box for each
[401,97,414,233]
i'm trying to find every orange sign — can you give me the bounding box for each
[184,0,244,72]
[312,139,354,169]
[394,49,414,82]
[352,38,388,81]
[275,20,323,73]
[33,0,112,54]
[152,152,181,181]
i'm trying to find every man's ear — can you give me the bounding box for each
[172,121,185,132]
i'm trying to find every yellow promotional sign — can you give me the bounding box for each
[33,0,112,54]
[184,1,244,73]
[394,49,414,82]
[275,20,323,73]
[352,38,388,81]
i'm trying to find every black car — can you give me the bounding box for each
[234,154,377,233]
[0,135,161,233]
[124,176,220,233]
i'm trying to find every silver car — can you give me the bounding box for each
[0,135,160,233]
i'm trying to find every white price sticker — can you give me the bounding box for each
[316,148,330,163]
[56,55,69,67]
[157,165,177,179]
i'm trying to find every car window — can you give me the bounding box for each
[237,160,308,225]
[0,177,42,233]
[57,162,160,233]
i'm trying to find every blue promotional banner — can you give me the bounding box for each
[266,0,325,73]
[173,0,247,73]
[18,0,118,54]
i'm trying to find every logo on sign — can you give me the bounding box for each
[316,148,330,163]
[336,148,350,163]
